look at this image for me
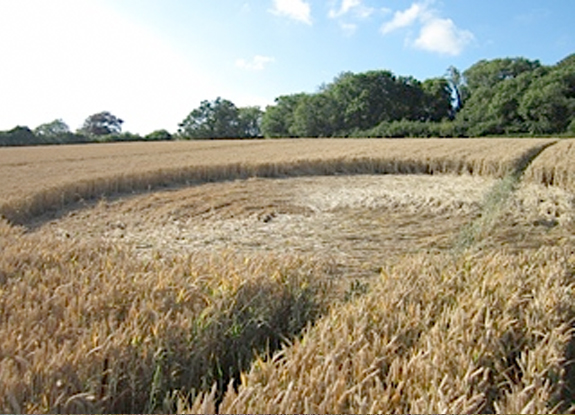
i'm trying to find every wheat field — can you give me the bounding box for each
[0,138,555,224]
[1,138,575,414]
[524,139,575,191]
[190,247,575,414]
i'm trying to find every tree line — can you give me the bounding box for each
[253,53,574,138]
[2,53,574,146]
[0,112,173,146]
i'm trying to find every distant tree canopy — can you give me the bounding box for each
[145,129,173,141]
[80,111,124,136]
[34,119,70,137]
[181,54,569,139]
[0,126,36,146]
[259,53,575,138]
[0,124,89,146]
[260,94,307,138]
[1,113,152,146]
[463,57,542,93]
[178,97,262,139]
[1,52,574,146]
[238,106,264,138]
[260,70,454,138]
[455,55,575,136]
[31,119,88,144]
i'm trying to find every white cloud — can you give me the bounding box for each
[270,0,312,24]
[329,0,373,19]
[380,1,474,56]
[380,2,431,34]
[414,18,474,55]
[235,55,276,71]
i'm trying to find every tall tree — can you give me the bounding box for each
[0,126,35,146]
[261,94,307,138]
[456,55,574,136]
[392,76,423,121]
[178,98,240,139]
[328,70,402,132]
[80,111,123,136]
[421,78,453,121]
[463,58,541,93]
[238,106,263,138]
[519,76,572,134]
[445,66,467,112]
[34,119,86,144]
[34,119,71,137]
[290,93,341,137]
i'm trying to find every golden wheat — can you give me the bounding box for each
[0,138,555,224]
[0,226,333,413]
[189,247,575,414]
[524,139,575,191]
[2,138,575,414]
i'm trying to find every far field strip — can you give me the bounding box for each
[0,138,559,224]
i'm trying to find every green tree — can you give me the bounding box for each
[290,93,341,137]
[485,71,536,134]
[455,58,546,136]
[0,126,36,146]
[519,78,572,134]
[145,129,173,141]
[454,85,496,136]
[80,111,123,136]
[327,70,402,132]
[455,54,574,136]
[421,78,453,121]
[261,94,308,138]
[178,98,241,139]
[445,66,468,112]
[395,76,427,121]
[238,106,263,138]
[463,57,541,93]
[34,119,70,138]
[33,119,88,144]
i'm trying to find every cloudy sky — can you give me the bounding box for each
[0,0,573,134]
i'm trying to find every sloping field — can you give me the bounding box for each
[0,138,555,224]
[525,139,575,191]
[2,138,575,414]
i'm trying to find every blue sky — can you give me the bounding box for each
[0,0,573,134]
